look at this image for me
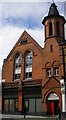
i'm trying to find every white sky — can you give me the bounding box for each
[0,0,66,80]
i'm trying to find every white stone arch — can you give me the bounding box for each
[47,92,59,100]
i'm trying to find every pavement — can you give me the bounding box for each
[0,114,66,120]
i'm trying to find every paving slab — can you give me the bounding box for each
[0,114,59,120]
[0,114,66,120]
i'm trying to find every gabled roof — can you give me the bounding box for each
[42,76,60,89]
[4,31,43,62]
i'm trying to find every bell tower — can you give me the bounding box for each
[42,2,65,43]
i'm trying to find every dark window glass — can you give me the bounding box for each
[54,67,59,76]
[49,22,52,36]
[25,72,32,79]
[14,74,20,80]
[29,72,32,77]
[56,22,59,35]
[21,39,27,45]
[25,73,28,78]
[50,45,53,52]
[46,68,51,77]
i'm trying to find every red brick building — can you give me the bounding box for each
[2,3,66,115]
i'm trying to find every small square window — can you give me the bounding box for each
[14,74,20,80]
[25,72,32,79]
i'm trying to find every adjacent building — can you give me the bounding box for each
[2,2,66,115]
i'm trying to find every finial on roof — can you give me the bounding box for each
[48,2,59,16]
[52,0,54,3]
[42,1,65,25]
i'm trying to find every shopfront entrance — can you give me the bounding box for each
[47,93,59,115]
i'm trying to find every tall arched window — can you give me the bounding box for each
[25,51,32,79]
[14,53,21,80]
[49,22,52,36]
[56,22,59,36]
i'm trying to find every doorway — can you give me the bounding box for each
[47,93,59,115]
[24,98,42,113]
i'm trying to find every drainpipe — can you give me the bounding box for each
[1,79,5,114]
[60,79,65,112]
[61,43,66,112]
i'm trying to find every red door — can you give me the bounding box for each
[51,102,54,115]
[47,101,55,115]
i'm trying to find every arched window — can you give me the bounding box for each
[25,51,32,79]
[46,68,51,77]
[47,93,59,100]
[54,67,59,76]
[56,22,59,35]
[45,62,51,77]
[14,53,21,80]
[49,22,52,36]
[53,61,59,76]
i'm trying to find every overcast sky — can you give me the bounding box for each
[0,0,66,80]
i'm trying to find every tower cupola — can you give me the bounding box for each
[42,2,66,42]
[48,3,59,16]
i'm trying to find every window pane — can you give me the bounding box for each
[36,99,42,112]
[25,73,28,78]
[25,51,32,79]
[29,72,32,77]
[54,67,59,76]
[14,53,21,80]
[4,99,9,112]
[25,72,32,79]
[15,99,18,111]
[24,100,29,112]
[14,74,20,80]
[15,54,21,64]
[15,64,21,68]
[9,99,14,112]
[46,68,51,77]
[49,22,52,36]
[29,99,35,112]
[15,68,21,74]
[56,22,59,35]
[26,68,32,72]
